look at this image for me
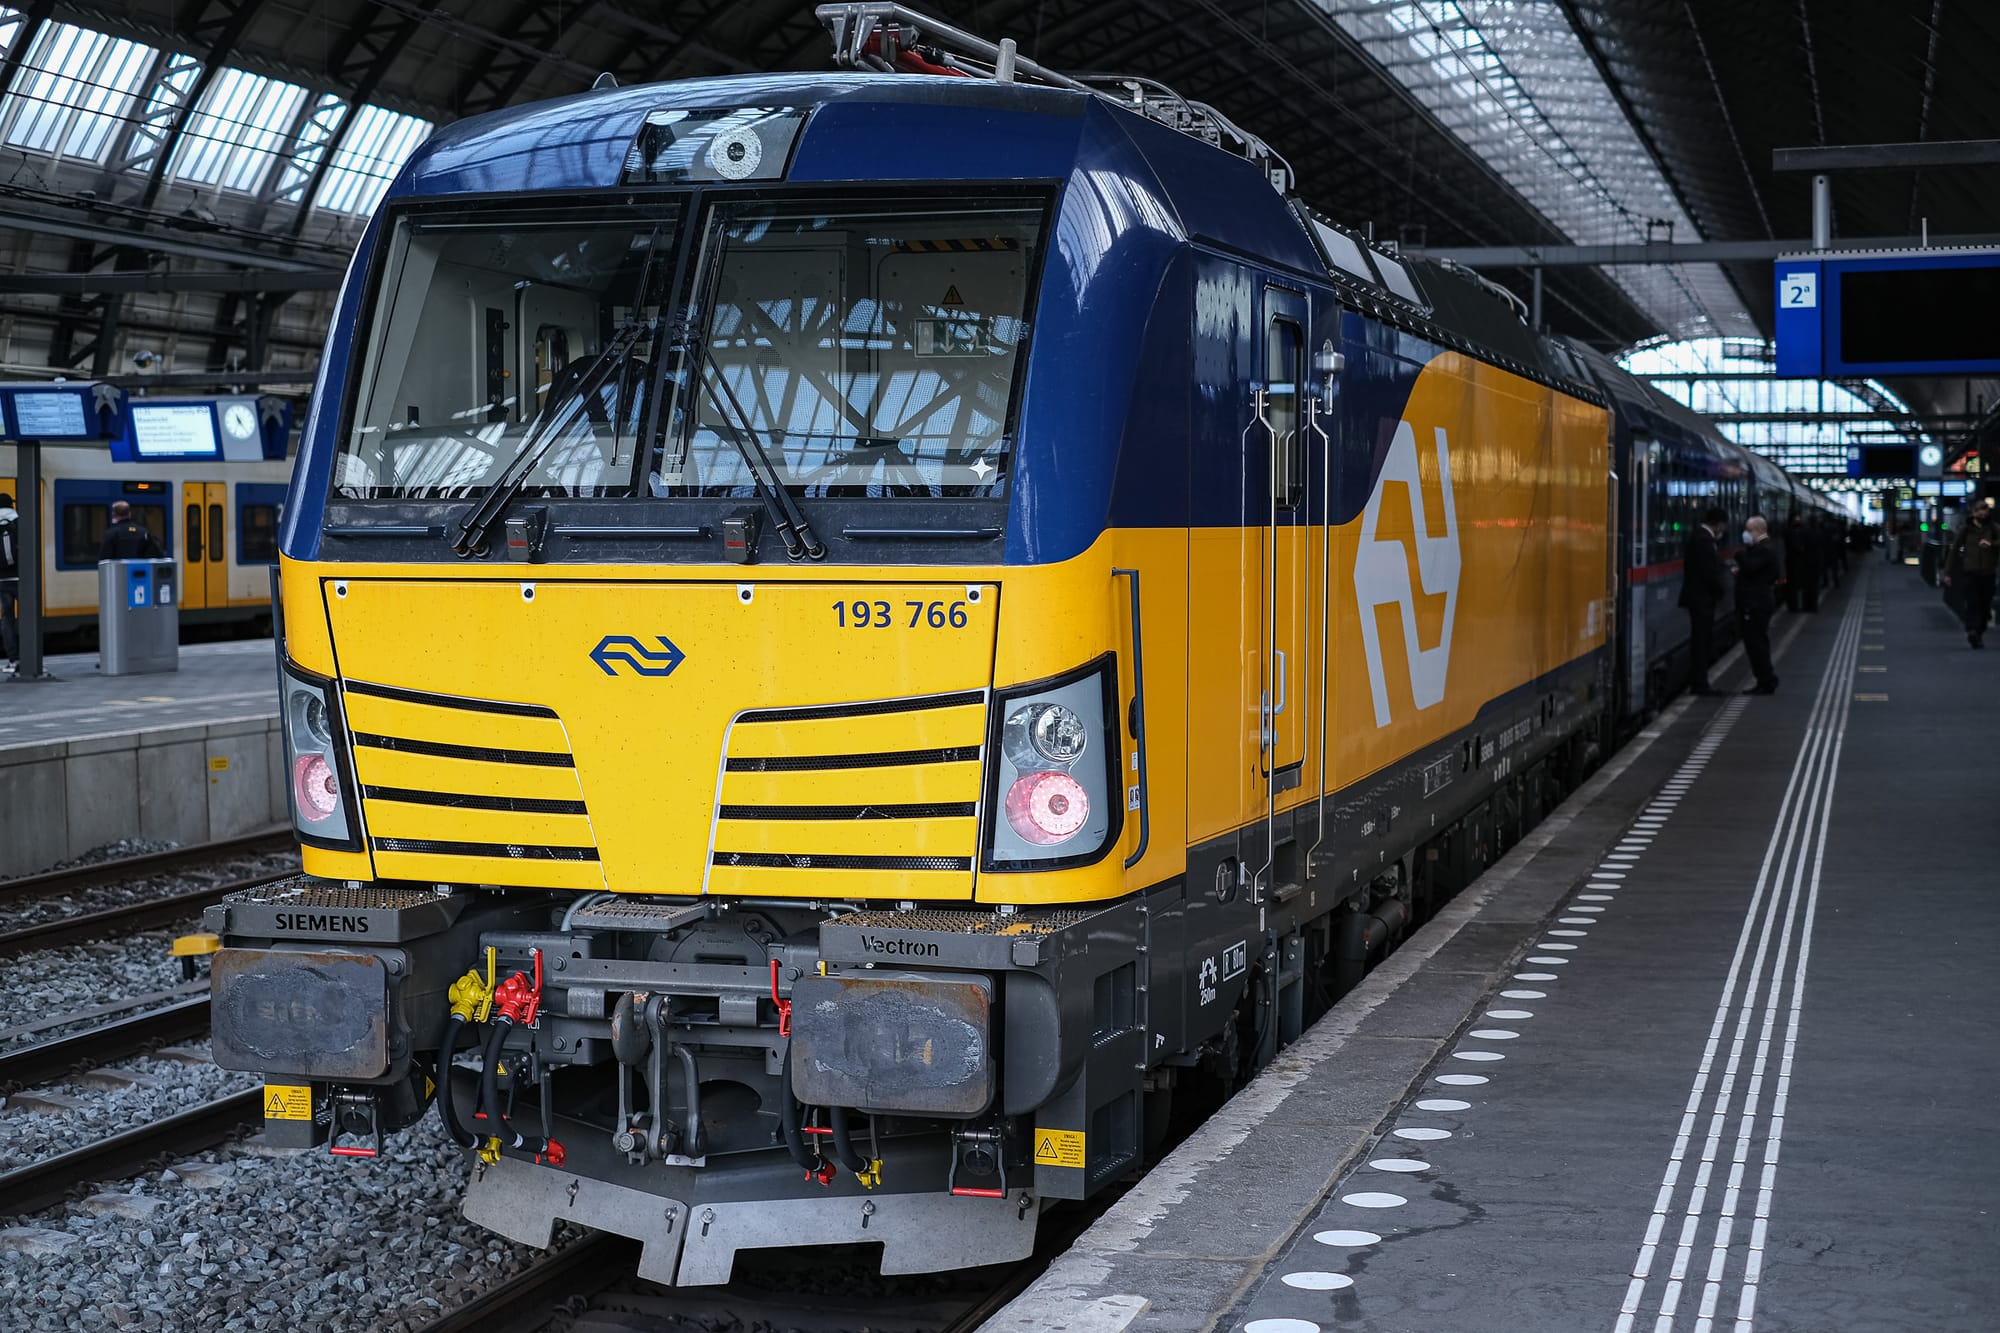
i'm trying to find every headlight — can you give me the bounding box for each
[982,655,1122,870]
[279,658,361,851]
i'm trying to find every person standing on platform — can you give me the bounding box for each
[1680,506,1729,696]
[97,500,162,561]
[1793,514,1822,611]
[0,491,19,677]
[1942,497,1999,649]
[1734,515,1783,695]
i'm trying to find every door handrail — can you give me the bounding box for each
[1112,566,1149,870]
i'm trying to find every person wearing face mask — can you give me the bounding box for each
[1733,515,1783,695]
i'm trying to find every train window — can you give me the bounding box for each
[207,503,223,563]
[1265,316,1303,508]
[185,502,203,562]
[58,498,167,567]
[240,505,279,563]
[336,201,685,499]
[660,198,1044,500]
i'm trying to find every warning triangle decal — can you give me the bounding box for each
[942,285,964,307]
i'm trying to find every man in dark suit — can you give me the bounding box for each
[1679,506,1729,695]
[1734,515,1784,695]
[97,500,163,561]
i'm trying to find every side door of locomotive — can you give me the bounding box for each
[1256,284,1314,887]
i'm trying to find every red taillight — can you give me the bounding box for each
[293,753,339,823]
[1005,771,1089,845]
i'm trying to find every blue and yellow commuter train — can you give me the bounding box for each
[205,16,1840,1285]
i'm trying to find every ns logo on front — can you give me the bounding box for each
[1353,422,1460,729]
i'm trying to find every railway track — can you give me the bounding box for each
[0,990,212,1090]
[0,867,292,958]
[0,831,292,902]
[0,1087,261,1219]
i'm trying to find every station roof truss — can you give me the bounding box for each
[0,0,1990,389]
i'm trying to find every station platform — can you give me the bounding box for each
[0,639,284,876]
[989,564,1998,1333]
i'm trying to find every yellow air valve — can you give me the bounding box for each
[477,1137,503,1166]
[448,968,494,1023]
[171,932,220,981]
[855,1158,884,1190]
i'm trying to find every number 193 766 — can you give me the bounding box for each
[834,599,970,629]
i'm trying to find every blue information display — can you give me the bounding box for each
[129,402,221,458]
[1776,248,2000,377]
[0,382,122,440]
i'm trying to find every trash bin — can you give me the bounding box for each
[99,557,179,675]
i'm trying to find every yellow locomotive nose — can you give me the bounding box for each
[317,573,1002,900]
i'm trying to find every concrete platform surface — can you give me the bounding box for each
[988,565,1997,1333]
[0,638,277,747]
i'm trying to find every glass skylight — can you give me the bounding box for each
[311,103,431,215]
[171,66,308,192]
[1310,0,1755,339]
[1621,336,1918,478]
[0,21,158,162]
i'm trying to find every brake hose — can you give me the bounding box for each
[434,1012,476,1148]
[476,1016,566,1165]
[777,1042,815,1171]
[828,1104,869,1175]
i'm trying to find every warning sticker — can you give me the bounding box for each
[264,1084,312,1121]
[1033,1127,1086,1168]
[941,284,964,307]
[208,756,230,772]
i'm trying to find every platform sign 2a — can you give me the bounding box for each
[1774,261,1823,377]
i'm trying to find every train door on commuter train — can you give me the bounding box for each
[180,481,227,610]
[1625,436,1651,708]
[1259,287,1311,820]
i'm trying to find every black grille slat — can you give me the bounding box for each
[353,733,574,768]
[716,802,974,822]
[725,745,980,773]
[363,786,587,815]
[344,679,559,719]
[711,852,971,872]
[373,837,598,862]
[734,690,984,726]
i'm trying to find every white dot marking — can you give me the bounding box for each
[1549,929,1588,937]
[1435,1073,1488,1085]
[1245,1321,1321,1333]
[1416,1098,1470,1111]
[1369,1158,1430,1173]
[1282,1272,1354,1291]
[1313,1229,1382,1247]
[1452,1050,1504,1061]
[1525,956,1569,964]
[1569,906,1605,913]
[1341,1191,1407,1208]
[1469,1028,1519,1040]
[1539,942,1579,950]
[1513,972,1559,981]
[1578,894,1615,901]
[1394,1127,1451,1141]
[1500,989,1546,999]
[1485,1009,1534,1019]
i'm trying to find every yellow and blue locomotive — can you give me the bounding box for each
[208,19,1737,1284]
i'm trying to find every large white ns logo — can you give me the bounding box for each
[1354,422,1460,729]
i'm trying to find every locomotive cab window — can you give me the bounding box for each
[656,199,1042,499]
[1265,316,1303,508]
[334,203,684,498]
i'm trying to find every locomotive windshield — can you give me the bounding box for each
[334,203,682,499]
[332,197,1041,504]
[656,200,1040,500]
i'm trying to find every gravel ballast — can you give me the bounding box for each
[0,1045,256,1171]
[0,848,300,936]
[0,1114,581,1332]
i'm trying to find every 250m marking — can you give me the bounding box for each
[834,600,969,629]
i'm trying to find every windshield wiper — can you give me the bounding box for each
[685,341,825,561]
[450,319,649,557]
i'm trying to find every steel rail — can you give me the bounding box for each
[0,1087,261,1219]
[0,871,292,958]
[427,1233,632,1333]
[0,995,212,1091]
[0,832,294,904]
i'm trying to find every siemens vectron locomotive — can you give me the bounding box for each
[205,7,1835,1285]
